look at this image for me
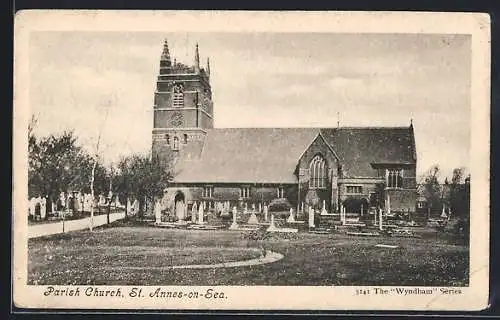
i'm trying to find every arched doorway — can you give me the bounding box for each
[174,192,186,221]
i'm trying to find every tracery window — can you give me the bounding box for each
[240,187,250,199]
[277,187,285,198]
[386,169,403,188]
[203,186,213,198]
[309,155,327,189]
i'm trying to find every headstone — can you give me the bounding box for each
[266,214,278,232]
[155,200,162,224]
[247,211,259,225]
[263,205,269,222]
[379,208,383,231]
[192,201,198,223]
[40,197,47,219]
[308,206,315,228]
[198,201,204,224]
[126,198,132,215]
[258,203,262,213]
[321,200,328,215]
[441,205,447,219]
[287,207,295,223]
[29,198,36,217]
[387,194,391,215]
[230,206,239,229]
[60,193,66,208]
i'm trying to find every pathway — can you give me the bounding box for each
[103,250,284,270]
[28,211,126,239]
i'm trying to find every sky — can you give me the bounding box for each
[29,32,471,181]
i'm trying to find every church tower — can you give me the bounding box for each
[152,40,214,166]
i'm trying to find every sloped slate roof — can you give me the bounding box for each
[173,128,318,183]
[172,126,416,183]
[320,126,416,178]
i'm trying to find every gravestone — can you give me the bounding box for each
[198,201,204,224]
[321,200,328,215]
[379,208,383,230]
[287,207,295,223]
[229,206,239,229]
[308,206,315,228]
[266,214,278,232]
[191,201,198,223]
[263,205,269,222]
[40,197,47,219]
[155,200,162,224]
[29,198,36,217]
[247,211,259,225]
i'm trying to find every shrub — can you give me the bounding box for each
[268,198,292,212]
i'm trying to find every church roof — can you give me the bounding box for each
[321,126,417,178]
[173,128,318,184]
[172,126,416,183]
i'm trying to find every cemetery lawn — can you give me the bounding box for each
[28,221,469,286]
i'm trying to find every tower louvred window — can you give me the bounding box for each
[172,84,184,107]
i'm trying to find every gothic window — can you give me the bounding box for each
[277,186,285,198]
[309,155,327,189]
[386,169,403,188]
[165,134,170,145]
[240,187,250,199]
[203,186,213,198]
[183,134,188,144]
[173,136,179,150]
[172,83,184,107]
[346,186,362,194]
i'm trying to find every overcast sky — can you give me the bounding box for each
[29,32,471,180]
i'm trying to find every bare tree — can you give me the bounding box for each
[89,95,114,231]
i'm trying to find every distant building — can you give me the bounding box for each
[151,40,418,220]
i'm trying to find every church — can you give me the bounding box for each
[151,40,418,221]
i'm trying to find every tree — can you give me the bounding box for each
[28,131,92,217]
[447,167,470,219]
[420,164,442,216]
[114,153,172,218]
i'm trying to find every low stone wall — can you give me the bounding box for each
[28,211,126,239]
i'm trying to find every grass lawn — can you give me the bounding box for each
[28,220,469,286]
